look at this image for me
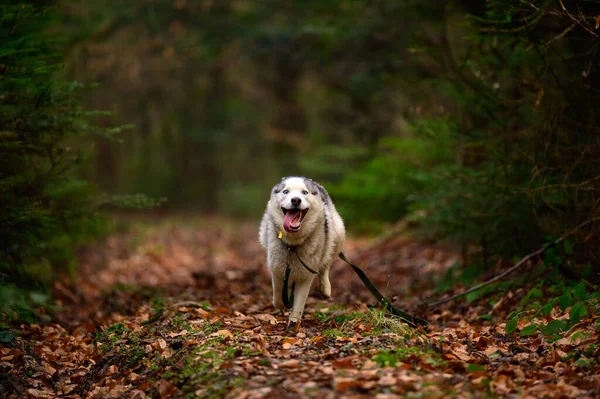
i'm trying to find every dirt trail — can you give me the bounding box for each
[2,217,599,398]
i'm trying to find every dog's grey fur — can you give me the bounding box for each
[259,177,346,324]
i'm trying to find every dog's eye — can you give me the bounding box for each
[302,190,308,195]
[282,190,289,195]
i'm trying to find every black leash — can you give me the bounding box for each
[282,246,317,309]
[280,240,428,328]
[338,252,428,328]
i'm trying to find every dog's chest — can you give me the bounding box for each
[269,244,324,276]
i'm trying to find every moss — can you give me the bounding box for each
[372,347,446,369]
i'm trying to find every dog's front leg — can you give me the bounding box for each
[288,276,314,327]
[271,271,285,312]
[318,263,332,299]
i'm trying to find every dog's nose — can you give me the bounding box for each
[291,197,301,207]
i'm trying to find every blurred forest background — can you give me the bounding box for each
[2,0,600,304]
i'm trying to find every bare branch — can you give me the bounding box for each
[559,0,599,38]
[427,217,600,308]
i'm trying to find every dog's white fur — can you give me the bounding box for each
[259,177,346,324]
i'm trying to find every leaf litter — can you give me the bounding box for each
[1,217,599,398]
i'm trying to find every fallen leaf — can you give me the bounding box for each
[27,389,54,398]
[450,346,472,361]
[378,374,397,386]
[332,356,358,369]
[254,314,277,325]
[279,359,301,368]
[334,378,364,392]
[362,359,378,369]
[43,362,57,376]
[157,379,177,399]
[210,329,233,339]
[152,338,168,352]
[167,329,188,338]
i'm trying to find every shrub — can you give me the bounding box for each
[0,2,109,292]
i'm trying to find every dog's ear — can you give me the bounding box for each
[304,178,329,204]
[272,182,285,194]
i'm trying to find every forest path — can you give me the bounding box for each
[5,216,599,398]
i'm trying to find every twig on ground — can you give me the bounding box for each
[172,301,208,308]
[141,309,164,325]
[427,217,599,308]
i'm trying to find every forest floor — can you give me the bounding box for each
[2,216,600,398]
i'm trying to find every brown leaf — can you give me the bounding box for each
[157,379,177,399]
[43,362,57,376]
[450,344,472,361]
[279,359,301,369]
[490,374,514,395]
[166,329,188,338]
[378,374,397,386]
[27,388,54,398]
[362,359,378,370]
[210,329,233,339]
[332,356,358,369]
[334,378,363,392]
[107,364,119,375]
[152,338,168,352]
[254,314,277,325]
[596,15,600,29]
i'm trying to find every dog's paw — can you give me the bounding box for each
[273,300,286,311]
[318,277,331,299]
[273,293,287,311]
[286,320,302,332]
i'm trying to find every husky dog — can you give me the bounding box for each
[259,177,346,327]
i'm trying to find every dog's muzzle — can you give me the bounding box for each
[282,207,309,233]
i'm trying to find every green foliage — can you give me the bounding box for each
[0,283,53,323]
[505,276,598,340]
[100,193,166,209]
[1,3,98,279]
[539,319,568,338]
[414,2,599,260]
[505,318,518,335]
[467,363,486,372]
[0,330,15,343]
[570,303,588,324]
[519,324,537,337]
[325,132,454,232]
[94,322,131,351]
[46,0,600,276]
[0,3,163,314]
[373,350,400,367]
[0,3,103,287]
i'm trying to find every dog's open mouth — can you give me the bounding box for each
[282,208,309,233]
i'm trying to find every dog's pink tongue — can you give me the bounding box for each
[283,210,302,233]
